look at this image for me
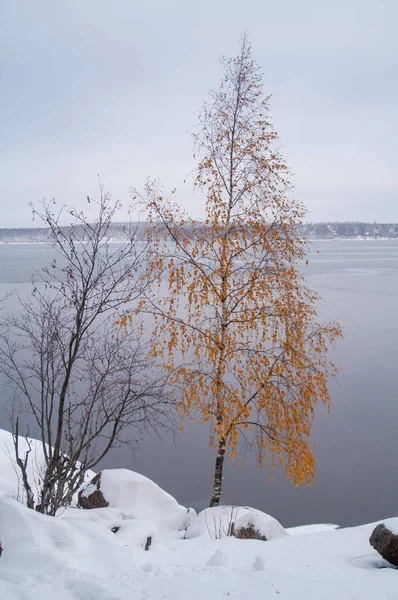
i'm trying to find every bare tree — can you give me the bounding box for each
[0,189,174,515]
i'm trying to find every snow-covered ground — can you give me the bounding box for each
[0,429,396,599]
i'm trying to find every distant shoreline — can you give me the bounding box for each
[1,221,398,243]
[1,237,398,245]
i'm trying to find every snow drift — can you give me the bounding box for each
[184,505,287,540]
[0,497,397,600]
[0,428,397,600]
[79,468,189,522]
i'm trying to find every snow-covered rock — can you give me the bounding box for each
[78,468,195,529]
[184,505,287,540]
[77,473,109,509]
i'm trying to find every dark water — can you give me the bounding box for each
[0,240,397,527]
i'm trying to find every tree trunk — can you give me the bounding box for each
[14,419,35,510]
[209,437,226,507]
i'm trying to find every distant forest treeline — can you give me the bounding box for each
[0,222,398,243]
[0,223,147,243]
[300,222,398,239]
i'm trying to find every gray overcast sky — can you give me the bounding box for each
[1,0,397,226]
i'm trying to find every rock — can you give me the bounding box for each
[77,473,109,509]
[235,521,267,541]
[369,523,398,567]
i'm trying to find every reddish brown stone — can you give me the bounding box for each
[77,473,109,509]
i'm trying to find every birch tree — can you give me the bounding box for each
[137,35,342,506]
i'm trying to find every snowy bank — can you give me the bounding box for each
[0,498,397,600]
[0,428,397,599]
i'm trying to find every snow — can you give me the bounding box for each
[0,429,48,504]
[81,468,191,525]
[0,429,93,506]
[0,428,397,599]
[0,498,397,600]
[184,505,287,540]
[287,523,340,535]
[388,521,398,535]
